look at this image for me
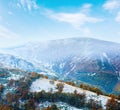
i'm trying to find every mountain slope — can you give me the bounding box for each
[30,78,111,109]
[1,38,120,93]
[0,53,38,72]
[0,53,57,77]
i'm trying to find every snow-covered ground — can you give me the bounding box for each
[39,71,57,77]
[30,78,110,109]
[7,72,24,80]
[38,101,83,110]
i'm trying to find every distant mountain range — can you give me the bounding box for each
[0,37,120,94]
[0,53,38,72]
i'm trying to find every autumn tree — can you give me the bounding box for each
[8,79,15,87]
[6,93,14,105]
[24,99,35,110]
[43,104,59,110]
[56,83,64,92]
[106,97,119,110]
[0,84,4,96]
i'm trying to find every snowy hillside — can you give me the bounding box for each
[30,78,110,109]
[0,53,37,71]
[38,102,81,110]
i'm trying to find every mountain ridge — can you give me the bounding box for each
[0,37,120,93]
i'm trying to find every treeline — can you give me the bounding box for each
[1,90,120,110]
[66,81,104,95]
[65,81,120,100]
[33,90,102,109]
[0,103,14,110]
[0,72,120,110]
[42,104,60,110]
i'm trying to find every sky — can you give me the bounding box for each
[0,0,120,48]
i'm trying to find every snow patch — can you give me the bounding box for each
[30,78,110,109]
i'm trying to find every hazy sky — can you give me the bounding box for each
[0,0,120,47]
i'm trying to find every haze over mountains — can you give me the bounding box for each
[0,37,120,94]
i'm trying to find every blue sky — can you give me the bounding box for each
[0,0,120,47]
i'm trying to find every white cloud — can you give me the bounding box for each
[103,0,120,11]
[115,12,120,22]
[82,4,92,9]
[19,0,38,11]
[0,25,19,39]
[81,3,92,13]
[103,0,120,23]
[82,3,92,10]
[0,25,22,48]
[44,9,103,29]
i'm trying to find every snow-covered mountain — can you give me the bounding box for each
[0,53,38,72]
[1,38,120,93]
[0,53,57,77]
[3,38,120,63]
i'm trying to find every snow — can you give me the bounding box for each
[3,37,120,66]
[30,78,110,109]
[59,63,65,69]
[44,63,53,68]
[7,73,23,80]
[71,65,76,71]
[118,72,120,80]
[39,72,57,77]
[85,73,97,77]
[102,52,110,63]
[91,73,96,76]
[0,53,36,71]
[30,78,58,92]
[103,52,108,58]
[38,102,82,110]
